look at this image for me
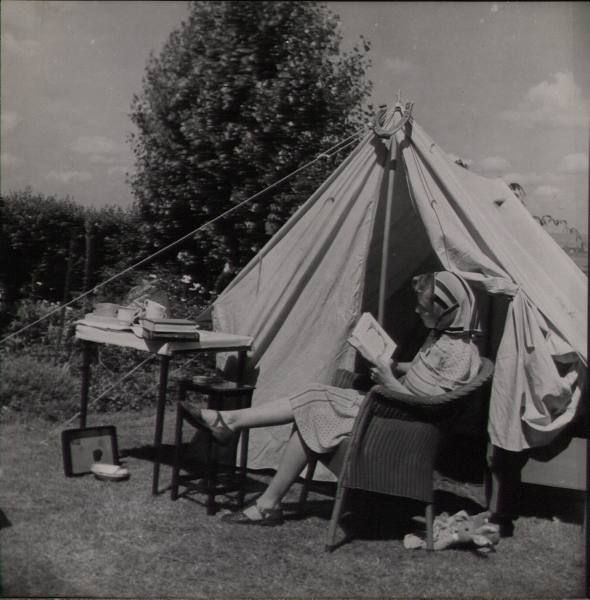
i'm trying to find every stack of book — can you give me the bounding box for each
[139,318,200,341]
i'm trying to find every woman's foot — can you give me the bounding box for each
[180,403,235,445]
[221,501,284,526]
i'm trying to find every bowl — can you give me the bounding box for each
[91,462,130,481]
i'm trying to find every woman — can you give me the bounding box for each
[184,270,482,525]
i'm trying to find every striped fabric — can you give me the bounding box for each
[432,271,481,335]
[346,416,441,503]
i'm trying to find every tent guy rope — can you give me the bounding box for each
[40,351,204,443]
[0,126,367,345]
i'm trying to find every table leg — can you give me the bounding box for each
[171,403,184,501]
[80,341,92,428]
[152,355,171,496]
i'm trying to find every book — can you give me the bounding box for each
[347,312,397,365]
[141,329,200,341]
[139,317,198,333]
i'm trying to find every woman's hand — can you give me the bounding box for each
[370,355,412,394]
[370,355,397,387]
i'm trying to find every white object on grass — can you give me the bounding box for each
[91,463,130,481]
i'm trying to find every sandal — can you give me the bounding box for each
[221,502,284,527]
[180,403,235,446]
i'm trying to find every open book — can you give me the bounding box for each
[348,312,397,365]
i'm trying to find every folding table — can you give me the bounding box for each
[75,323,253,494]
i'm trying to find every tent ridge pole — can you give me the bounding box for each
[378,136,397,325]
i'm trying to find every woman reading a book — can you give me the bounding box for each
[184,270,482,525]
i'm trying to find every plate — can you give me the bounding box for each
[78,314,133,331]
[91,462,130,481]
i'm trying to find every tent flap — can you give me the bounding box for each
[488,291,583,451]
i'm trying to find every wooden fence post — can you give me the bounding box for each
[83,219,95,311]
[56,235,75,353]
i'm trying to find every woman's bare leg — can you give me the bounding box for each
[246,430,309,515]
[198,398,294,431]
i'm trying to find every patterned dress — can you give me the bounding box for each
[289,332,481,454]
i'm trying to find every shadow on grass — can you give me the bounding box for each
[0,508,11,530]
[121,442,585,530]
[122,442,189,468]
[519,484,585,525]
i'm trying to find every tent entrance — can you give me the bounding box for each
[211,103,586,472]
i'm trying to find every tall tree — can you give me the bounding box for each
[129,0,372,286]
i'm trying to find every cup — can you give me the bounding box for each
[143,299,167,320]
[93,302,119,318]
[117,306,140,323]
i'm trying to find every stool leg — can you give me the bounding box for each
[205,393,220,515]
[236,389,253,508]
[206,432,216,515]
[171,404,184,501]
[237,429,249,508]
[425,503,434,551]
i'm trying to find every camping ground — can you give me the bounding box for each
[1,408,585,598]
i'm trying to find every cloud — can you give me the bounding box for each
[3,31,41,57]
[3,0,77,36]
[1,1,39,31]
[89,154,120,165]
[490,4,499,13]
[478,156,511,172]
[47,1,77,11]
[448,153,473,167]
[559,153,588,174]
[500,72,589,128]
[71,136,122,155]
[107,166,129,177]
[0,152,22,168]
[1,111,22,135]
[383,57,413,75]
[502,171,565,186]
[534,184,560,198]
[502,172,540,186]
[47,170,93,184]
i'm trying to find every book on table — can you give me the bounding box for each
[141,329,200,341]
[140,317,198,332]
[139,317,200,340]
[347,312,397,365]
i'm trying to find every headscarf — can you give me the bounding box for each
[413,271,481,336]
[404,271,482,395]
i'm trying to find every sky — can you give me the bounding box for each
[1,1,588,229]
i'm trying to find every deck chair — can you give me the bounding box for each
[299,358,494,551]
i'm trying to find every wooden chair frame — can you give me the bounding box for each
[299,358,494,551]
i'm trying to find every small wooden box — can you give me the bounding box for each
[62,426,119,477]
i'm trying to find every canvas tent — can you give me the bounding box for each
[210,104,587,473]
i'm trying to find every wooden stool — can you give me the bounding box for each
[171,378,254,514]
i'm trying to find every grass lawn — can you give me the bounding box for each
[1,408,585,598]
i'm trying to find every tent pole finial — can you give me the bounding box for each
[372,101,414,139]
